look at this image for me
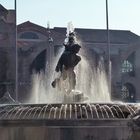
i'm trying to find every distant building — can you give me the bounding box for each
[0,4,16,98]
[0,4,140,102]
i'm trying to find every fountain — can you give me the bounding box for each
[1,23,140,140]
[0,103,140,140]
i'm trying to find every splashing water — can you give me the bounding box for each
[75,54,111,103]
[28,22,111,103]
[0,104,137,120]
[66,21,75,36]
[28,47,65,103]
[28,49,110,103]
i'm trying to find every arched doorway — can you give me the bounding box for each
[30,49,46,73]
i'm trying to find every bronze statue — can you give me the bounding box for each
[51,32,81,94]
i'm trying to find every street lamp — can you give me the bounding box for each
[105,0,111,94]
[15,0,18,101]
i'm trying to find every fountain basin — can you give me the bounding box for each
[0,103,139,140]
[0,119,133,140]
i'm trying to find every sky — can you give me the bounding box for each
[1,0,140,35]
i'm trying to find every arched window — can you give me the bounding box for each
[121,83,135,102]
[20,32,39,39]
[122,60,133,73]
[121,52,135,76]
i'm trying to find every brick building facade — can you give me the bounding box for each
[0,5,140,102]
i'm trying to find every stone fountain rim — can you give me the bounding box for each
[0,102,138,107]
[0,118,132,127]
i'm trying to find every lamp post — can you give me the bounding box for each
[15,0,18,101]
[46,22,53,76]
[105,0,111,94]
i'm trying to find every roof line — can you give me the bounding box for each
[53,27,132,32]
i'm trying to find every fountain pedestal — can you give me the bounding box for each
[64,90,89,103]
